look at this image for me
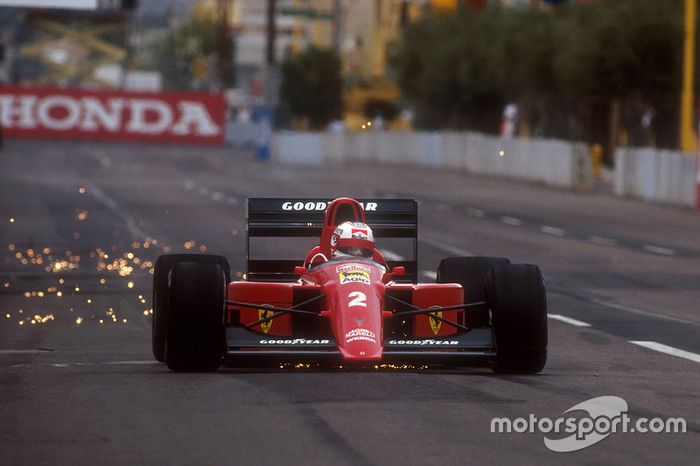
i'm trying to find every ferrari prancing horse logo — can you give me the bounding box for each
[428,306,442,336]
[258,306,275,334]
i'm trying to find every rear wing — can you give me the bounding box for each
[247,198,418,282]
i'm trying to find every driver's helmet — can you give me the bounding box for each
[330,221,375,258]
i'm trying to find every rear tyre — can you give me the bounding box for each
[487,264,547,374]
[436,257,510,327]
[165,260,227,372]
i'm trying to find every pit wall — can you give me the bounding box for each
[614,147,697,208]
[272,131,593,190]
[267,130,698,208]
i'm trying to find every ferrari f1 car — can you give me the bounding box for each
[152,197,547,373]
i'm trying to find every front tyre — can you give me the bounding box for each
[164,260,227,372]
[153,254,230,363]
[487,264,547,374]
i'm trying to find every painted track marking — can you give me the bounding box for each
[643,245,676,256]
[378,249,405,261]
[541,226,565,236]
[589,236,617,246]
[547,314,592,327]
[420,238,475,257]
[630,341,700,364]
[500,216,522,226]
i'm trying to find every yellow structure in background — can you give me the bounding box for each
[591,143,603,179]
[21,19,126,87]
[341,0,421,130]
[680,0,697,152]
[431,0,458,12]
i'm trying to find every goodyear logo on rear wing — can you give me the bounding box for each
[387,340,460,346]
[282,201,378,211]
[337,264,371,285]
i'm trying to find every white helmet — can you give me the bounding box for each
[330,221,375,258]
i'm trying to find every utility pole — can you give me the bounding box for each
[217,0,235,89]
[332,0,341,52]
[266,0,277,65]
[680,0,697,152]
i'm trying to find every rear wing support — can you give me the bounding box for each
[246,198,418,282]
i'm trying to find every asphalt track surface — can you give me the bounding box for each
[1,140,699,465]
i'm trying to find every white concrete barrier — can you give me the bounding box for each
[271,130,593,190]
[275,131,324,165]
[614,147,697,207]
[226,121,258,148]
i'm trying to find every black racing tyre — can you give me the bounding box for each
[152,256,173,362]
[165,260,227,372]
[486,263,547,374]
[436,257,510,327]
[152,254,230,366]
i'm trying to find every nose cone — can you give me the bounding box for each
[315,260,386,362]
[339,326,383,360]
[334,281,384,361]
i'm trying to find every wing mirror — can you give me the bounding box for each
[383,266,405,283]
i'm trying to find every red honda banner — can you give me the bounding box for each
[0,86,227,145]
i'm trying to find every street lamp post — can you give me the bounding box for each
[681,0,697,152]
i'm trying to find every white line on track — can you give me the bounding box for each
[630,341,700,364]
[643,245,676,256]
[103,360,160,365]
[5,361,160,369]
[587,297,698,326]
[422,270,438,280]
[378,249,405,261]
[588,236,617,247]
[540,226,565,236]
[467,207,485,218]
[500,216,523,226]
[79,181,150,239]
[420,238,475,257]
[0,349,52,354]
[547,314,591,327]
[92,151,112,169]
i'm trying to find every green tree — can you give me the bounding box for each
[147,14,222,90]
[393,8,511,131]
[279,47,342,129]
[392,0,690,147]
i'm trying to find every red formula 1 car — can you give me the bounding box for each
[152,198,547,373]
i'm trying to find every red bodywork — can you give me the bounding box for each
[227,262,462,362]
[226,197,464,363]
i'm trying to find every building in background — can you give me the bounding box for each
[0,0,141,88]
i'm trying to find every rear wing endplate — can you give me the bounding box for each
[247,198,418,282]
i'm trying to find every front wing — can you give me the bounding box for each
[224,326,496,366]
